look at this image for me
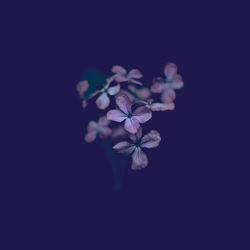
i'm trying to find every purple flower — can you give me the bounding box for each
[107,94,152,134]
[112,65,143,86]
[93,78,120,110]
[151,63,183,104]
[127,85,151,100]
[113,128,161,170]
[76,80,89,99]
[84,116,112,143]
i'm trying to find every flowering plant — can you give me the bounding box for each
[77,63,184,190]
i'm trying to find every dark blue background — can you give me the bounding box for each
[5,1,247,249]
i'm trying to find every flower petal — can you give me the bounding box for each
[107,83,120,96]
[161,88,176,104]
[100,127,112,138]
[124,117,140,134]
[107,110,127,122]
[87,121,98,132]
[113,141,135,154]
[76,80,89,99]
[116,94,132,114]
[133,106,152,124]
[150,102,175,111]
[129,79,143,86]
[117,89,136,102]
[127,69,143,79]
[98,116,110,126]
[84,131,97,143]
[128,85,151,100]
[112,65,127,75]
[141,130,161,148]
[150,79,165,93]
[169,74,184,89]
[131,147,148,170]
[111,125,128,141]
[113,74,128,82]
[164,63,177,81]
[129,127,142,142]
[96,92,110,110]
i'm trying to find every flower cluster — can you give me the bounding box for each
[77,63,184,170]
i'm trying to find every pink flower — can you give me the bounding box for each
[76,80,89,99]
[84,116,112,143]
[112,65,143,86]
[107,94,152,134]
[151,63,183,104]
[92,78,120,110]
[113,128,161,170]
[127,85,151,100]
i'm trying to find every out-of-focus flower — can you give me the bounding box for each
[91,78,120,110]
[135,99,175,111]
[113,128,161,170]
[151,63,183,104]
[110,125,128,141]
[127,85,151,100]
[112,65,143,86]
[76,80,89,99]
[116,89,136,102]
[107,94,152,134]
[85,116,112,143]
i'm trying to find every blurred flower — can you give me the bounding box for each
[113,128,161,170]
[76,80,89,99]
[127,85,151,100]
[135,99,175,111]
[107,94,152,134]
[91,78,120,110]
[116,89,136,102]
[112,65,143,86]
[110,125,128,141]
[84,116,112,143]
[151,63,183,104]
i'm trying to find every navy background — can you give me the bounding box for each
[4,1,247,249]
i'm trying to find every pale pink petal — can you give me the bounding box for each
[161,88,176,104]
[107,110,127,122]
[117,90,136,102]
[107,83,120,96]
[76,80,89,99]
[84,131,97,143]
[129,127,142,142]
[133,106,152,124]
[169,74,184,89]
[151,80,165,93]
[87,121,98,132]
[150,102,175,111]
[127,69,143,79]
[113,74,128,82]
[100,127,112,138]
[98,116,110,126]
[112,65,127,75]
[129,79,143,86]
[141,130,161,148]
[131,148,148,170]
[128,86,151,100]
[116,94,132,114]
[96,92,110,110]
[164,63,177,81]
[124,117,140,134]
[113,141,135,154]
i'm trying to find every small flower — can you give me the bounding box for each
[76,80,89,99]
[113,128,161,170]
[107,94,152,134]
[84,116,112,143]
[151,63,183,104]
[112,65,143,86]
[92,78,121,110]
[127,85,151,100]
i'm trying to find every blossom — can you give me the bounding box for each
[107,94,152,134]
[76,80,89,99]
[113,128,161,170]
[135,99,175,111]
[127,85,151,100]
[112,65,143,86]
[84,116,112,143]
[92,78,120,110]
[151,63,183,104]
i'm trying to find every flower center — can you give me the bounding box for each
[127,113,133,118]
